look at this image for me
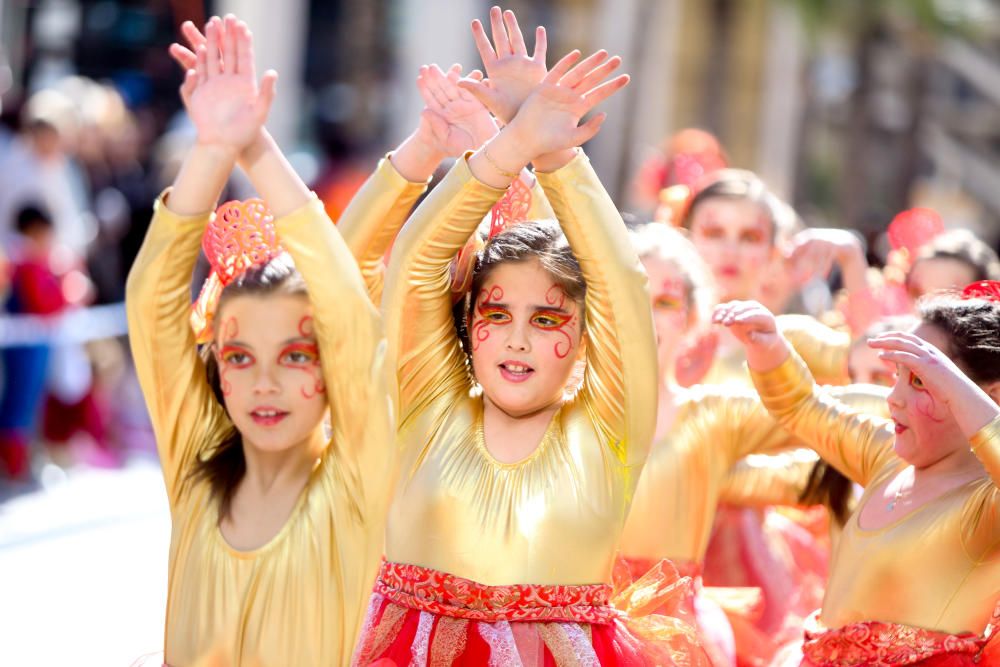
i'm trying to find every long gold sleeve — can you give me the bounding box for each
[275,196,395,522]
[778,314,851,385]
[970,415,1000,486]
[382,155,505,427]
[719,451,819,507]
[750,353,897,486]
[125,192,231,507]
[335,155,429,304]
[536,151,657,469]
[526,175,556,220]
[619,387,800,563]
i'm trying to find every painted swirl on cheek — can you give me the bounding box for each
[294,316,325,400]
[542,284,577,359]
[914,390,945,423]
[218,316,239,397]
[471,285,505,352]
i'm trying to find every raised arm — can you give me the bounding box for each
[716,300,897,485]
[719,451,819,507]
[338,63,499,303]
[128,16,264,504]
[778,314,851,386]
[522,60,655,466]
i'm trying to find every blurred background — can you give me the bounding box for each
[1,0,998,664]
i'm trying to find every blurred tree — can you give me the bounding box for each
[782,0,967,231]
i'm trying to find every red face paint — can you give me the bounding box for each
[217,316,241,396]
[471,285,507,352]
[911,372,945,423]
[542,284,578,359]
[653,278,686,311]
[279,341,325,400]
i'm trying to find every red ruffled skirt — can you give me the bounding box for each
[770,609,1000,667]
[353,560,697,666]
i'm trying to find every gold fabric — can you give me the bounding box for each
[751,354,1000,635]
[126,192,393,666]
[702,314,851,387]
[337,155,429,304]
[337,157,556,306]
[719,449,821,507]
[618,383,885,564]
[381,151,657,586]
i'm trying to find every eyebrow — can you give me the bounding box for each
[220,336,314,350]
[481,300,572,314]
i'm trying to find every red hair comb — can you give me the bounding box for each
[190,199,284,343]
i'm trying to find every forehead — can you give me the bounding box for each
[480,257,565,302]
[909,257,975,292]
[216,293,313,343]
[641,256,686,288]
[690,198,769,231]
[911,320,950,353]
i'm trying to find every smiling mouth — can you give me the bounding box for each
[250,409,290,426]
[499,361,534,383]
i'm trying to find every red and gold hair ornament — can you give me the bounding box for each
[190,198,283,343]
[960,280,1000,302]
[449,177,532,304]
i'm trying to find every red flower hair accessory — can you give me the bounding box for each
[190,198,283,343]
[961,280,1000,302]
[887,208,944,255]
[449,177,532,304]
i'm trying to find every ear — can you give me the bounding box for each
[575,329,588,362]
[983,380,1000,406]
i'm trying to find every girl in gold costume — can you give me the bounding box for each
[129,18,392,666]
[716,283,1000,666]
[351,8,679,664]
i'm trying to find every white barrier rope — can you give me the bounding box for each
[0,302,128,347]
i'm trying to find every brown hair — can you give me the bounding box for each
[911,230,1000,285]
[682,169,781,244]
[453,219,585,356]
[918,294,1000,385]
[191,253,308,519]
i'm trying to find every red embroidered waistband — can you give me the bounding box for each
[801,611,991,667]
[373,560,615,624]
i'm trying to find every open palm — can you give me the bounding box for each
[461,7,547,123]
[417,64,497,157]
[508,49,627,158]
[178,16,275,152]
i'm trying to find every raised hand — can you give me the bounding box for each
[417,64,498,157]
[505,48,627,160]
[712,300,789,371]
[168,19,208,71]
[869,329,1000,436]
[460,6,547,123]
[180,16,276,154]
[784,227,867,291]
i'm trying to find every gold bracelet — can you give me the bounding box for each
[482,143,519,179]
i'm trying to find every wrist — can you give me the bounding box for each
[391,131,445,182]
[194,140,241,164]
[238,128,273,171]
[532,148,578,174]
[745,335,791,373]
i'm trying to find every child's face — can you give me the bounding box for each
[213,293,327,454]
[641,255,692,372]
[470,258,583,418]
[886,322,966,467]
[688,198,774,301]
[907,257,976,299]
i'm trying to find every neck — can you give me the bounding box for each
[241,427,324,495]
[914,441,984,479]
[483,394,561,425]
